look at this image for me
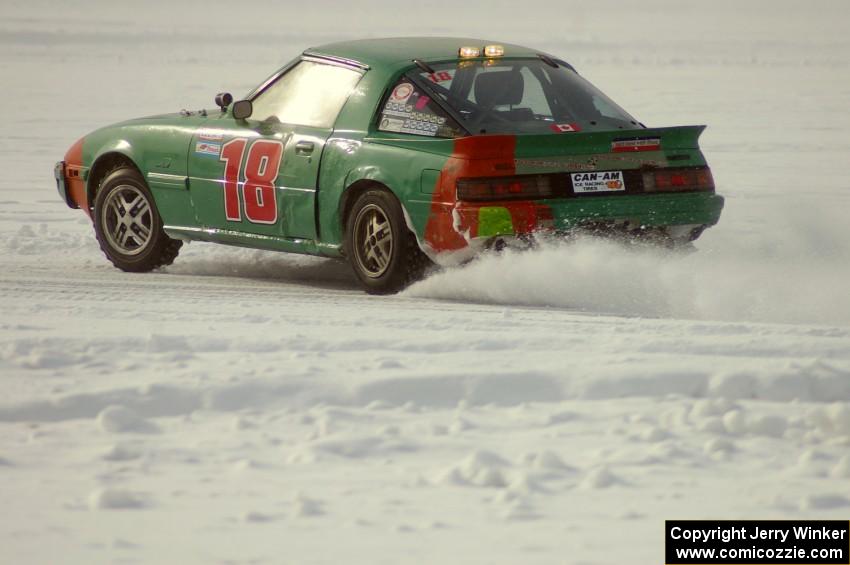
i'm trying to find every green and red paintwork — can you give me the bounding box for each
[56,37,724,265]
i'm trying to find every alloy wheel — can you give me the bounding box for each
[353,203,394,278]
[101,184,153,255]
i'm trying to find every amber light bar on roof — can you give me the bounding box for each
[483,45,504,57]
[458,45,505,58]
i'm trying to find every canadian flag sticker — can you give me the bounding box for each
[550,123,581,133]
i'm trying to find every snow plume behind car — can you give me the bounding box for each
[406,199,850,326]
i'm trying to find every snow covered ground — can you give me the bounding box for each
[2,1,850,563]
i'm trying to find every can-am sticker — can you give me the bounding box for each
[572,170,625,193]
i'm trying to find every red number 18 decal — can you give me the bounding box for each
[219,139,283,224]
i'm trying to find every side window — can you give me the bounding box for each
[377,78,464,138]
[592,97,627,119]
[250,61,363,128]
[519,67,550,116]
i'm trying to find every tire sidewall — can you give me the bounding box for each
[93,168,166,270]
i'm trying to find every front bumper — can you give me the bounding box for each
[54,160,78,209]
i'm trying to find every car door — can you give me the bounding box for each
[187,58,365,239]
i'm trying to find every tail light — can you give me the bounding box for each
[643,166,714,193]
[457,174,559,201]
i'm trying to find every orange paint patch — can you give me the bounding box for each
[425,136,516,251]
[63,137,90,217]
[425,135,554,252]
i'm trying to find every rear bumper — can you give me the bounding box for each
[54,160,78,209]
[454,192,724,240]
[421,191,724,264]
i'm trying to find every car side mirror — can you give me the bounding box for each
[214,92,233,111]
[232,100,253,120]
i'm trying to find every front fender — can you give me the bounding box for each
[79,118,203,226]
[87,139,144,186]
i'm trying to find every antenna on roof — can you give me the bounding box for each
[412,59,436,74]
[537,53,558,68]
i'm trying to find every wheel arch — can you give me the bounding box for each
[339,180,432,294]
[339,178,393,237]
[87,151,143,210]
[339,176,433,266]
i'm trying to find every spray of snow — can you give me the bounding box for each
[406,200,850,325]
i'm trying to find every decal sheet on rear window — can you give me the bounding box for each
[378,79,464,138]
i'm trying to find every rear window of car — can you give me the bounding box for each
[412,59,642,135]
[376,79,464,138]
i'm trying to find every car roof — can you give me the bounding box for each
[304,37,546,71]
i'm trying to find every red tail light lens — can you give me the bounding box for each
[643,167,714,193]
[457,174,558,201]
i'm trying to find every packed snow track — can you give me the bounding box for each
[2,1,850,564]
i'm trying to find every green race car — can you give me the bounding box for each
[55,37,724,294]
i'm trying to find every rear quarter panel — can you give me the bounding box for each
[318,62,472,251]
[317,134,452,248]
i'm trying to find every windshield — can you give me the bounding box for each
[412,59,642,135]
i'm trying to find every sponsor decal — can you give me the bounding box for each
[612,137,661,152]
[195,141,222,157]
[379,117,405,133]
[390,82,414,103]
[406,111,440,124]
[514,156,663,171]
[550,123,581,133]
[571,170,626,193]
[399,119,438,136]
[516,158,598,171]
[383,101,415,117]
[381,107,446,136]
[198,130,224,142]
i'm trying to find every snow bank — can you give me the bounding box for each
[88,489,149,511]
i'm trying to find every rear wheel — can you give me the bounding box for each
[344,189,430,294]
[93,167,182,272]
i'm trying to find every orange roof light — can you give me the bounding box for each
[458,46,481,58]
[483,45,505,57]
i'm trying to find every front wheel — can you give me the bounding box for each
[93,167,182,272]
[344,189,430,294]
